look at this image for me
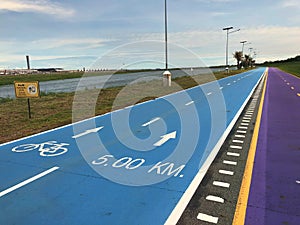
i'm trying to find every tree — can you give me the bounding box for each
[242,54,250,68]
[233,51,243,69]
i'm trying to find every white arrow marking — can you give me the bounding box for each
[142,117,160,127]
[72,127,104,139]
[153,131,177,147]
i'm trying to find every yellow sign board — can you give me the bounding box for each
[14,81,40,98]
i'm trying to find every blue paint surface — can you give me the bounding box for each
[0,68,265,225]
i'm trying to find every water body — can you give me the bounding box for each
[0,68,225,99]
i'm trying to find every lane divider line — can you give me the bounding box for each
[237,130,247,134]
[197,213,219,224]
[142,117,160,127]
[227,152,240,157]
[235,134,246,138]
[230,145,243,150]
[0,166,60,198]
[219,170,234,176]
[206,195,225,203]
[185,101,194,106]
[223,160,237,165]
[241,123,249,126]
[232,140,244,144]
[232,68,268,225]
[213,181,230,188]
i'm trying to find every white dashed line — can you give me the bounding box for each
[197,213,219,224]
[0,166,59,198]
[241,123,249,126]
[237,130,247,134]
[296,180,300,184]
[230,145,243,150]
[235,134,246,138]
[238,126,248,130]
[227,152,240,157]
[223,160,237,165]
[185,101,194,106]
[219,170,234,176]
[213,181,230,188]
[242,120,250,123]
[206,195,225,203]
[232,140,244,144]
[142,117,160,127]
[207,92,213,96]
[227,83,231,85]
[220,86,224,90]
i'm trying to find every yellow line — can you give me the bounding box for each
[232,68,269,225]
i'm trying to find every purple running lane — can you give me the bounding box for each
[245,67,300,225]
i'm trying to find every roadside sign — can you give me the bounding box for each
[14,81,40,98]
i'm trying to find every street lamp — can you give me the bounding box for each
[223,26,240,72]
[163,0,171,86]
[164,0,168,71]
[240,40,247,55]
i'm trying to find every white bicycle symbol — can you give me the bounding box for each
[12,141,69,157]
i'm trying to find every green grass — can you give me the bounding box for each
[275,62,300,77]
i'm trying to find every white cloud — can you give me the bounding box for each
[0,0,75,18]
[281,0,300,8]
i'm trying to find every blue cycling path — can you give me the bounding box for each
[0,68,265,225]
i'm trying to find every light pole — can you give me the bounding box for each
[223,26,240,72]
[240,40,247,55]
[163,0,171,86]
[164,0,168,71]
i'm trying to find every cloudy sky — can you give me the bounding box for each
[0,0,299,70]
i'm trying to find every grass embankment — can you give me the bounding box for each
[275,62,300,77]
[263,60,300,78]
[0,68,253,143]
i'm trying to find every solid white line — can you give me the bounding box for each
[206,195,225,203]
[213,181,230,188]
[227,152,240,157]
[233,139,244,144]
[235,134,245,138]
[230,145,243,150]
[142,117,160,127]
[219,170,234,176]
[0,166,59,198]
[197,213,219,224]
[223,160,237,165]
[185,101,194,106]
